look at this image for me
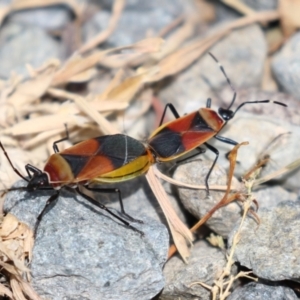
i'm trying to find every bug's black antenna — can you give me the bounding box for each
[0,142,29,182]
[208,52,237,110]
[231,100,287,119]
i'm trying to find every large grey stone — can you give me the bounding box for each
[161,240,228,300]
[174,159,242,237]
[227,282,298,300]
[4,179,169,300]
[228,201,300,281]
[272,32,300,101]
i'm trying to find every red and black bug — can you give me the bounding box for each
[0,133,156,235]
[147,53,287,193]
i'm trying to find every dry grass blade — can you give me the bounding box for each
[52,37,163,85]
[146,10,279,83]
[18,279,42,300]
[2,114,86,136]
[51,52,105,86]
[103,72,147,103]
[0,214,36,299]
[97,69,125,101]
[0,282,13,298]
[278,0,300,39]
[253,157,300,187]
[158,15,185,37]
[0,6,11,27]
[0,261,21,276]
[0,213,19,237]
[68,68,98,83]
[153,166,238,191]
[152,15,198,61]
[48,88,118,135]
[147,33,225,82]
[221,0,256,15]
[79,0,125,53]
[5,64,57,108]
[146,167,193,263]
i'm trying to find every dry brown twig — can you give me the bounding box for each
[188,154,263,300]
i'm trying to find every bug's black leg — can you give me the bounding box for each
[203,142,220,196]
[34,191,60,237]
[214,135,239,161]
[214,135,238,146]
[25,164,43,178]
[85,185,143,224]
[76,187,144,236]
[159,103,181,126]
[53,124,69,153]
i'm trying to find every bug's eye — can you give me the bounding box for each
[218,108,234,121]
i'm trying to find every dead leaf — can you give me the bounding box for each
[6,65,57,107]
[0,213,19,237]
[221,0,256,15]
[147,167,193,263]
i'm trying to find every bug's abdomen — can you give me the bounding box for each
[44,134,154,185]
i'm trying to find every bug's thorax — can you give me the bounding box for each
[198,107,225,132]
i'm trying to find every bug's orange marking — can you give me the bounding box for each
[61,139,100,156]
[44,154,74,183]
[76,155,117,182]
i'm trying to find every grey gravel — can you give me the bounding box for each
[9,6,71,30]
[240,0,278,10]
[227,282,298,300]
[228,201,300,281]
[0,23,63,79]
[4,179,169,300]
[272,31,300,101]
[253,185,297,209]
[99,0,183,14]
[161,240,228,300]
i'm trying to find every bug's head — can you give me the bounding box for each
[219,100,287,123]
[27,173,49,191]
[218,107,234,121]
